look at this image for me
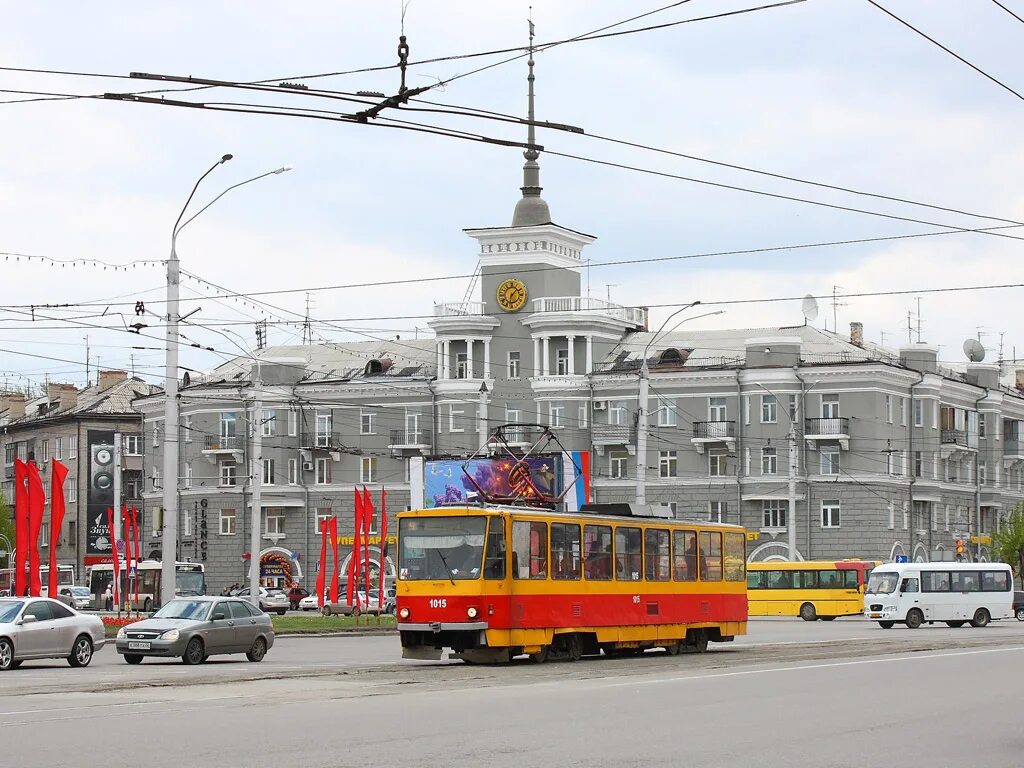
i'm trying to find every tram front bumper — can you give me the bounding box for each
[399,621,490,659]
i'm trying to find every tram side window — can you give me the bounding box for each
[584,525,613,580]
[700,531,722,581]
[551,523,581,580]
[672,530,698,581]
[644,529,670,581]
[615,526,642,581]
[724,532,746,582]
[512,521,548,579]
[483,518,507,579]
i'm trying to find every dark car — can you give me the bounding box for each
[1014,591,1024,621]
[287,587,310,611]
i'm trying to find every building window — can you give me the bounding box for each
[152,426,160,448]
[508,351,521,379]
[657,397,677,427]
[979,414,987,439]
[261,459,275,485]
[54,438,63,461]
[315,508,332,534]
[609,400,628,426]
[761,447,777,475]
[40,522,49,548]
[123,435,141,456]
[821,394,840,418]
[887,503,894,530]
[184,415,192,443]
[315,458,331,485]
[262,409,276,437]
[182,506,193,538]
[979,462,987,485]
[609,451,629,479]
[903,503,910,530]
[659,451,677,478]
[220,509,237,536]
[183,463,192,489]
[577,405,588,429]
[709,450,727,477]
[900,397,907,426]
[68,483,77,503]
[316,413,333,446]
[761,395,777,424]
[788,394,798,422]
[885,449,895,476]
[220,412,237,439]
[821,500,840,528]
[709,397,727,421]
[361,456,377,484]
[219,461,237,487]
[288,458,298,485]
[885,394,892,423]
[16,443,26,463]
[41,440,49,463]
[556,348,569,376]
[913,398,923,427]
[549,404,565,428]
[151,469,161,491]
[287,408,298,437]
[763,501,786,529]
[709,501,726,523]
[360,410,376,435]
[913,451,923,478]
[821,447,840,475]
[455,352,469,379]
[265,510,285,536]
[69,437,77,460]
[4,444,14,466]
[448,404,465,433]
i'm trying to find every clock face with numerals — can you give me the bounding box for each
[496,278,528,312]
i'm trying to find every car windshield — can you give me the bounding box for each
[153,599,210,620]
[0,601,22,623]
[400,516,486,580]
[176,572,206,595]
[866,572,900,594]
[71,587,90,596]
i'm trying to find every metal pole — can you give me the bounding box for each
[635,360,649,504]
[160,235,181,608]
[788,420,797,561]
[248,361,263,608]
[113,432,123,614]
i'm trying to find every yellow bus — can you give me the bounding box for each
[746,560,879,621]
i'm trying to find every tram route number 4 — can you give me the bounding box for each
[429,599,448,608]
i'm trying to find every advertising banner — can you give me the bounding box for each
[85,430,115,561]
[424,456,562,507]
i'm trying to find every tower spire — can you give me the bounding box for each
[512,11,551,227]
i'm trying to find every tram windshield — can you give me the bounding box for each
[400,516,487,581]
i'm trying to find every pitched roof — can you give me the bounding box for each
[0,377,156,427]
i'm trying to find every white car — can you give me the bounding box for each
[233,587,289,616]
[299,593,321,611]
[59,587,93,611]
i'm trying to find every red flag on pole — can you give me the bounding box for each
[362,486,373,606]
[106,508,120,609]
[121,504,132,609]
[13,459,29,597]
[26,461,45,597]
[48,461,69,597]
[315,518,328,609]
[378,487,388,611]
[328,516,339,605]
[131,507,141,608]
[348,488,361,606]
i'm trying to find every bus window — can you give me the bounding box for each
[922,571,950,592]
[615,527,642,581]
[800,571,818,589]
[583,525,613,580]
[724,533,745,582]
[841,570,859,589]
[644,529,670,581]
[981,570,1009,591]
[766,570,793,589]
[747,570,766,589]
[952,571,979,592]
[483,518,507,579]
[512,521,548,579]
[672,530,698,581]
[700,532,722,581]
[818,570,841,589]
[551,523,581,580]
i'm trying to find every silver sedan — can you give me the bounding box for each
[0,597,106,670]
[114,597,274,665]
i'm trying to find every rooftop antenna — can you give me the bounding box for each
[129,353,136,378]
[800,294,819,326]
[907,310,913,344]
[606,284,617,302]
[302,293,313,345]
[830,285,846,333]
[84,335,90,387]
[915,297,922,342]
[998,332,1005,364]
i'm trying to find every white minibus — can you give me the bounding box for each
[864,562,1013,629]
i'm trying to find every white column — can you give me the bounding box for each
[542,336,550,377]
[442,340,451,380]
[436,342,443,379]
[466,338,475,380]
[534,337,541,378]
[586,336,594,374]
[567,336,576,376]
[483,338,492,379]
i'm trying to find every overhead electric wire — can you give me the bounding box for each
[990,0,1024,26]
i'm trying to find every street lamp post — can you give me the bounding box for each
[160,157,293,607]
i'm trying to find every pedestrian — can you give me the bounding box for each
[103,583,113,611]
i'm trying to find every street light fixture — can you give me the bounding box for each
[160,157,293,608]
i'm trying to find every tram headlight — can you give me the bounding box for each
[467,607,478,619]
[398,607,410,619]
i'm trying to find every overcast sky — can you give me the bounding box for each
[3,0,1023,390]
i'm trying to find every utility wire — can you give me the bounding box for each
[990,0,1024,26]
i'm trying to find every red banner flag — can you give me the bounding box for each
[131,507,141,607]
[106,508,120,608]
[47,461,69,598]
[328,516,339,605]
[26,461,45,597]
[13,459,29,597]
[348,488,361,606]
[378,487,388,611]
[121,504,133,608]
[315,518,328,609]
[362,486,373,604]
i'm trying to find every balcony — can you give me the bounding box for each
[940,428,976,460]
[592,423,636,454]
[202,435,243,463]
[530,296,646,328]
[389,429,430,454]
[434,301,487,317]
[301,432,343,450]
[804,417,850,450]
[691,421,736,454]
[1004,435,1024,466]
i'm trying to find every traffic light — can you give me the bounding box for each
[955,539,966,560]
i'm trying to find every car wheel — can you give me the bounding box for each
[246,636,268,663]
[68,635,94,668]
[0,639,15,671]
[971,608,991,628]
[123,654,143,665]
[799,602,817,622]
[321,605,332,616]
[276,609,286,616]
[905,608,924,629]
[182,637,205,666]
[1016,608,1024,621]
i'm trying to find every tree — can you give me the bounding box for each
[0,496,13,570]
[991,503,1024,589]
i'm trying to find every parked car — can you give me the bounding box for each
[287,587,310,611]
[114,597,274,665]
[1014,591,1024,621]
[59,587,93,612]
[233,587,289,615]
[299,592,321,611]
[0,597,106,670]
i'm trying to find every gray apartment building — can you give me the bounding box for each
[0,371,152,582]
[136,128,1024,592]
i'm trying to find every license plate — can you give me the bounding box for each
[128,641,151,650]
[869,614,881,618]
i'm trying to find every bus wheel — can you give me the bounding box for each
[878,621,894,629]
[529,647,550,664]
[820,616,836,622]
[799,603,817,622]
[905,608,924,629]
[970,608,991,628]
[945,621,966,628]
[143,598,152,613]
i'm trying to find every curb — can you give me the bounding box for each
[275,629,397,638]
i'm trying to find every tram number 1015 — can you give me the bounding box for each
[429,599,448,608]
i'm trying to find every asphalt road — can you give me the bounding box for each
[4,618,1024,768]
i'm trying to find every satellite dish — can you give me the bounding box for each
[963,338,986,363]
[801,294,819,325]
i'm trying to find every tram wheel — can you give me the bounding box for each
[529,647,550,664]
[684,631,709,653]
[566,635,583,662]
[663,641,682,656]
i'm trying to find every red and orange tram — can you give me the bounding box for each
[396,502,748,663]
